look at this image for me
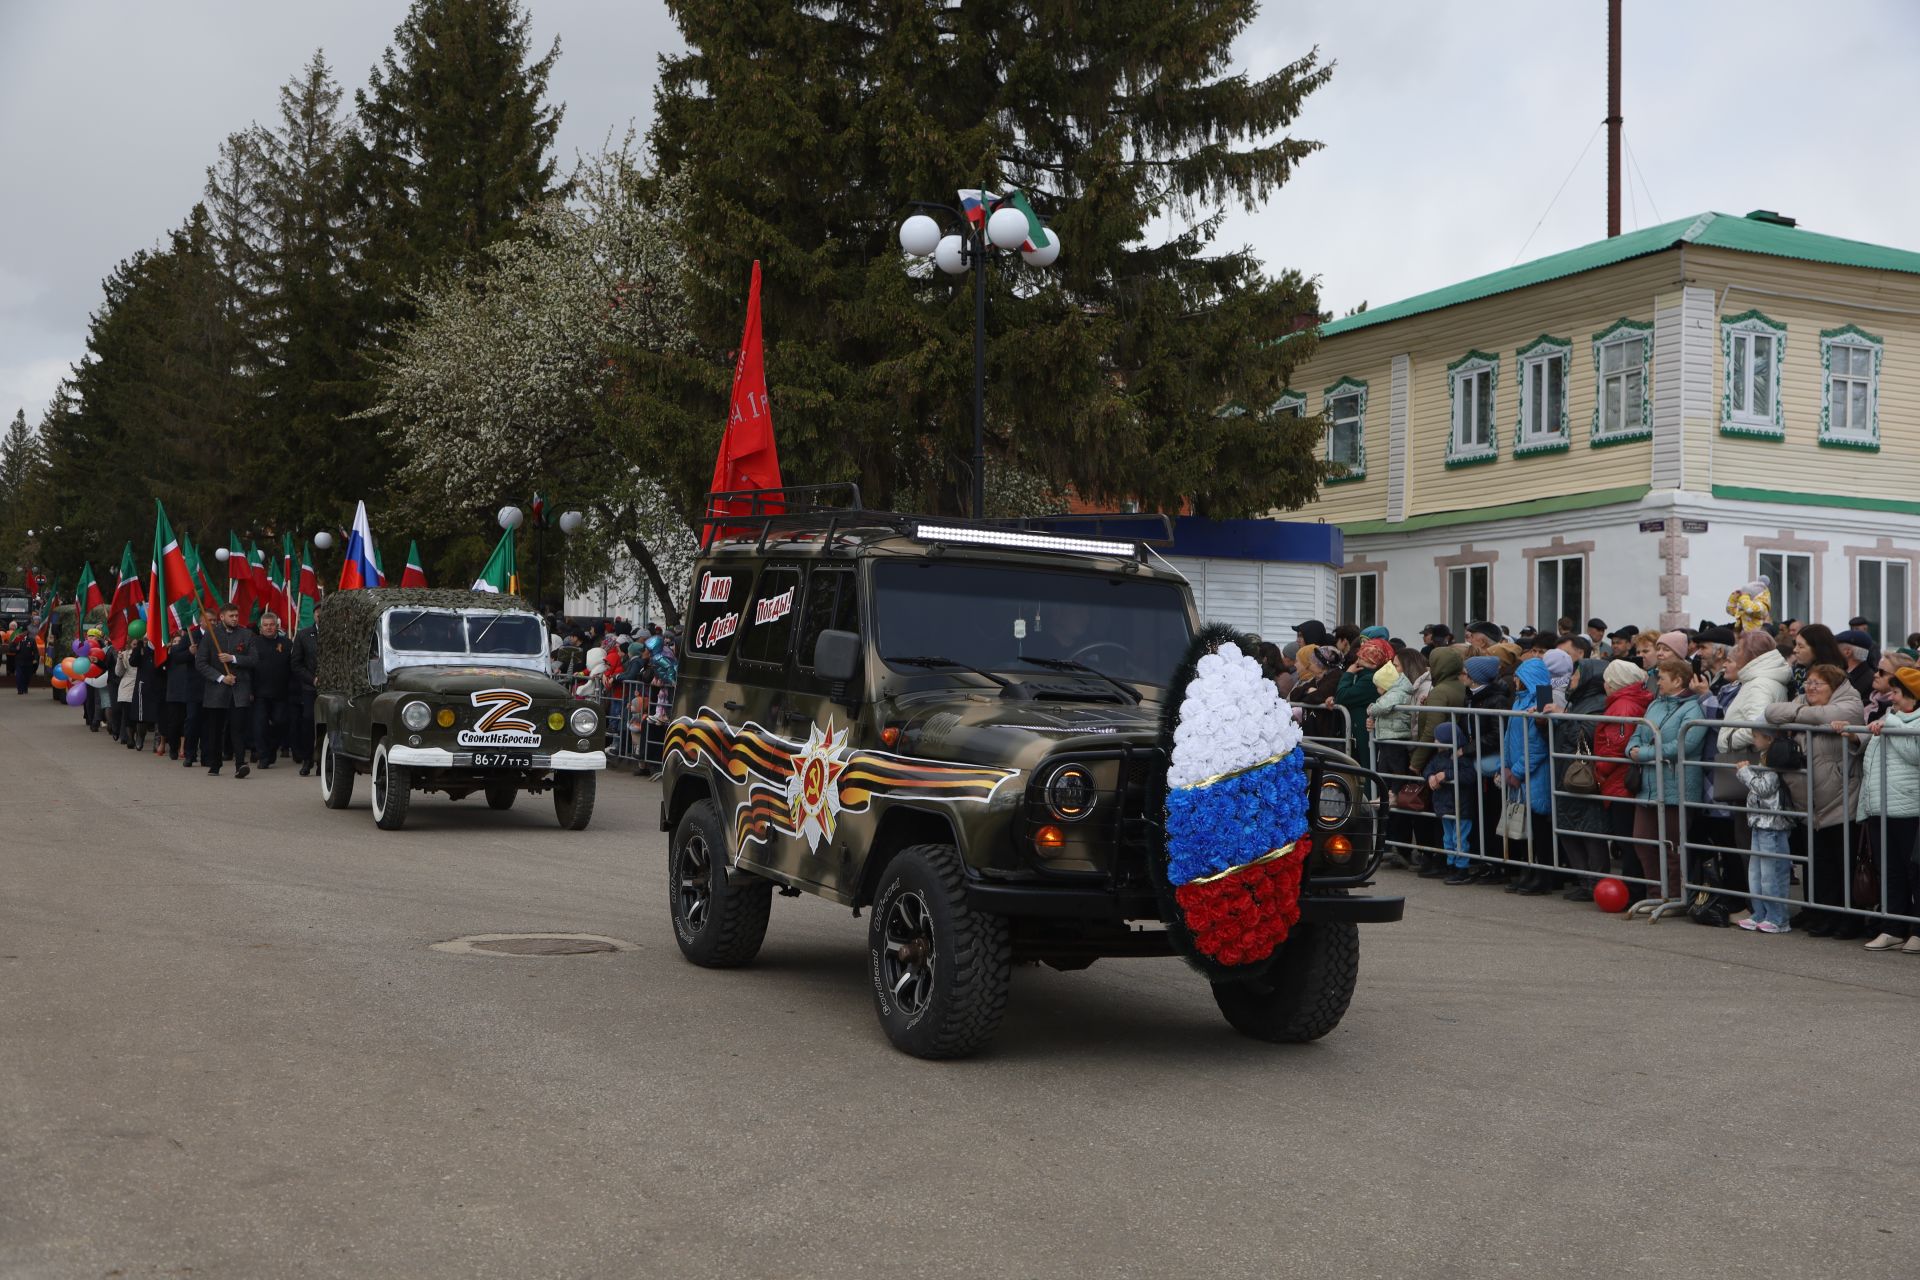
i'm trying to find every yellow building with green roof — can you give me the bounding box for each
[1279,210,1920,639]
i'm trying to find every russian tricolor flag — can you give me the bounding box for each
[957,188,999,226]
[339,500,385,591]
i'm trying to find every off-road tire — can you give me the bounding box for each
[484,782,518,811]
[867,843,1011,1059]
[319,730,353,810]
[669,799,771,966]
[1210,921,1359,1043]
[370,741,412,831]
[554,773,597,830]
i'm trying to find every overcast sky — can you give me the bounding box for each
[4,0,1918,430]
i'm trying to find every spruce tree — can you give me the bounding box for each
[645,0,1333,517]
[350,0,564,313]
[249,52,370,526]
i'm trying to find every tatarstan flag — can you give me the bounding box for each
[183,534,221,620]
[472,527,516,594]
[401,540,428,589]
[73,561,102,639]
[227,533,255,622]
[107,541,146,648]
[148,501,195,662]
[297,542,320,630]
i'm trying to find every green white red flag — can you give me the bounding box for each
[297,542,320,630]
[148,501,195,663]
[108,542,146,648]
[401,540,428,588]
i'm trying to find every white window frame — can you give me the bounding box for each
[1534,554,1585,635]
[1339,572,1379,629]
[1819,325,1882,450]
[1322,377,1367,481]
[1721,310,1787,438]
[1513,335,1572,455]
[1445,351,1499,466]
[1857,557,1909,645]
[1591,318,1653,445]
[1446,564,1491,639]
[1757,550,1813,626]
[1272,389,1308,421]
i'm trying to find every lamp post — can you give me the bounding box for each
[556,510,582,615]
[497,505,526,599]
[898,193,1060,519]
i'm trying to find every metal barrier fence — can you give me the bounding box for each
[1368,698,1920,930]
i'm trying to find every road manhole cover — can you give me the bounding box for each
[430,932,637,957]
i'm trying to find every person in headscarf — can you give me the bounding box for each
[1289,643,1345,744]
[1540,647,1574,710]
[1337,636,1398,774]
[1551,657,1615,899]
[1499,657,1559,894]
[1360,625,1391,642]
[1459,653,1514,881]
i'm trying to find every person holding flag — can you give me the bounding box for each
[148,501,201,761]
[195,600,256,778]
[10,622,37,694]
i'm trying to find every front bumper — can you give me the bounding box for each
[963,882,1404,924]
[384,746,608,771]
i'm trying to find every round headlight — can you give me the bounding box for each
[569,706,598,737]
[400,701,431,731]
[1315,776,1353,828]
[1045,764,1096,820]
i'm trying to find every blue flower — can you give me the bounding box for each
[1164,751,1309,886]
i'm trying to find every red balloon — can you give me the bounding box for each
[1594,877,1631,914]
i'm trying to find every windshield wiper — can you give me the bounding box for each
[1015,655,1142,704]
[885,655,1025,697]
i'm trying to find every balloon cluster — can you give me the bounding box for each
[50,635,111,706]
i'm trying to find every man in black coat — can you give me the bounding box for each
[195,604,256,778]
[164,630,199,761]
[291,618,320,776]
[10,628,37,694]
[250,612,295,767]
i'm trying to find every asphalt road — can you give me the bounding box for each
[4,693,1917,1279]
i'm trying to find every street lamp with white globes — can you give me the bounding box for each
[313,531,334,551]
[897,191,1060,518]
[497,505,524,531]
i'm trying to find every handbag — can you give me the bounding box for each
[1392,781,1431,812]
[1563,729,1599,795]
[1852,827,1882,912]
[1498,799,1530,841]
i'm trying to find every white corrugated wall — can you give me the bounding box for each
[1164,556,1338,638]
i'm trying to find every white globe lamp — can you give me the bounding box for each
[987,205,1031,251]
[933,234,969,276]
[497,505,524,531]
[313,531,334,551]
[557,510,584,535]
[1021,230,1061,268]
[898,214,941,258]
[214,547,229,563]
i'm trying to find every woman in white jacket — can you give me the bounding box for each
[1718,629,1792,755]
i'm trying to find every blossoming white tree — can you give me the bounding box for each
[373,136,700,621]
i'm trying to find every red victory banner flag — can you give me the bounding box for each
[703,259,783,546]
[148,501,196,662]
[107,541,147,648]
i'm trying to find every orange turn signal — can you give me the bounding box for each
[1034,824,1066,853]
[1324,835,1354,862]
[880,726,901,747]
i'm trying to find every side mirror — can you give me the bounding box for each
[813,629,861,685]
[367,657,386,689]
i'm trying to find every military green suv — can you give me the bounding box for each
[658,491,1402,1058]
[313,588,606,831]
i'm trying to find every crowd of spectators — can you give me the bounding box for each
[1253,612,1920,950]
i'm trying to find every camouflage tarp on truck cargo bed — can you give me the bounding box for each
[316,588,535,697]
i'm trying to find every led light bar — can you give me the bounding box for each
[913,523,1136,557]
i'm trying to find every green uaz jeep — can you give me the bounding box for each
[658,490,1402,1059]
[313,588,606,831]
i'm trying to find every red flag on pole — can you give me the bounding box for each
[703,260,783,546]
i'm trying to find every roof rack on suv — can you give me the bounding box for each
[700,485,1173,560]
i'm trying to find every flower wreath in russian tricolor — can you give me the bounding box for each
[1153,622,1313,978]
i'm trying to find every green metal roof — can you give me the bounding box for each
[1318,212,1920,339]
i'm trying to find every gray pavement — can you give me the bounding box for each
[3,693,1917,1279]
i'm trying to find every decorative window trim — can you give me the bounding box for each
[1322,376,1368,483]
[1513,335,1572,456]
[1590,318,1654,445]
[1720,310,1787,439]
[1272,389,1308,419]
[1444,350,1500,468]
[1818,324,1882,451]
